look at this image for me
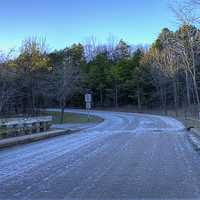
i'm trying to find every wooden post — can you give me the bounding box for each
[36,122,40,133]
[43,122,47,131]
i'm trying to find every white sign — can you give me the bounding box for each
[85,93,92,121]
[86,102,91,109]
[85,93,92,103]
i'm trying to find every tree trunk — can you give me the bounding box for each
[60,98,65,123]
[164,88,167,115]
[192,77,200,106]
[115,85,118,107]
[185,71,191,107]
[137,84,141,111]
[173,79,178,117]
[189,32,200,108]
[160,87,167,115]
[30,77,36,115]
[32,93,36,114]
[192,76,200,119]
[100,88,103,107]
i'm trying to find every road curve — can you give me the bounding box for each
[1,109,200,200]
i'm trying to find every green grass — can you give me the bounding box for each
[44,111,103,124]
[0,128,8,139]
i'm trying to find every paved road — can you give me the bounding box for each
[1,110,200,200]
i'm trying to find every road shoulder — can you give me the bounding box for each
[0,129,77,149]
[188,128,200,151]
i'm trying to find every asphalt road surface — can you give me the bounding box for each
[1,109,200,200]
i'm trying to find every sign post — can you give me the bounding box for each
[85,93,92,122]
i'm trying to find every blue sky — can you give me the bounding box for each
[0,0,178,51]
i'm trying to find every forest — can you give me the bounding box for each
[1,0,200,120]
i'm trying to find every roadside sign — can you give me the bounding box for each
[85,93,92,103]
[86,102,91,109]
[85,93,92,122]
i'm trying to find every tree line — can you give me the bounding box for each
[1,0,200,120]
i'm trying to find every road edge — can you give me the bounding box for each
[0,129,80,150]
[188,128,200,151]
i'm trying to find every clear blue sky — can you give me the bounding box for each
[0,0,178,51]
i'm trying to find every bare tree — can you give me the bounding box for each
[106,34,119,60]
[148,47,169,114]
[170,1,200,115]
[84,36,99,62]
[49,49,81,123]
[160,48,179,115]
[170,0,199,25]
